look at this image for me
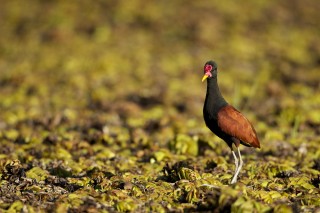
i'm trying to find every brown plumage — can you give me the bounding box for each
[217,105,260,148]
[202,60,260,184]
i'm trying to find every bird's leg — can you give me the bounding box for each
[230,150,239,184]
[231,147,243,184]
[232,150,239,175]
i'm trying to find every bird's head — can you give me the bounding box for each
[202,60,218,82]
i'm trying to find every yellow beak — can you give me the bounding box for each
[202,74,209,82]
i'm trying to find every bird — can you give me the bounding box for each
[201,60,260,184]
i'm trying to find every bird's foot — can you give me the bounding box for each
[230,177,237,184]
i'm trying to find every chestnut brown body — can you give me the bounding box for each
[217,105,260,148]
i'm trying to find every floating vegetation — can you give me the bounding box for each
[0,0,320,212]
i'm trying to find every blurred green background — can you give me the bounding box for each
[0,0,320,212]
[0,0,319,124]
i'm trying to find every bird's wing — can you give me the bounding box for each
[217,105,260,148]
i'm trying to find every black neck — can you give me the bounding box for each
[204,76,228,114]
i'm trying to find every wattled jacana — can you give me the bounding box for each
[202,60,260,184]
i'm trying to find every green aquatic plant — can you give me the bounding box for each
[0,0,320,212]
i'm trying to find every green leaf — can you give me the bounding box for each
[26,167,49,182]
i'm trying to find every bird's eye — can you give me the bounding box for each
[204,64,213,73]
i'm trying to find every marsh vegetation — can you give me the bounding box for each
[0,0,319,212]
